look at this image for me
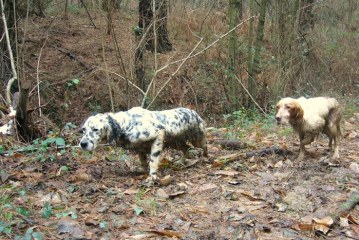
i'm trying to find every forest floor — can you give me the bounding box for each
[1,114,358,240]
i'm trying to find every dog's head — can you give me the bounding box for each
[275,98,304,125]
[79,114,110,151]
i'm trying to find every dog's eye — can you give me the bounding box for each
[284,105,290,109]
[82,128,86,133]
[93,128,99,132]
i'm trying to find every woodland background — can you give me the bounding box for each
[0,1,359,239]
[1,0,358,139]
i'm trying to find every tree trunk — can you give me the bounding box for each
[275,0,300,93]
[227,0,242,110]
[138,0,172,53]
[298,0,314,56]
[245,0,255,107]
[248,0,268,107]
[16,79,35,141]
[104,0,115,35]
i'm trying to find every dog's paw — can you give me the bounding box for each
[295,154,305,161]
[332,152,339,159]
[141,175,159,187]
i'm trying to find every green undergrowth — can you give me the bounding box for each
[223,107,277,139]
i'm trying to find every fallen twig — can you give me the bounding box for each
[332,191,359,224]
[213,139,248,150]
[213,147,292,165]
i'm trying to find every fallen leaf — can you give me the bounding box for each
[156,188,169,199]
[312,216,334,235]
[123,188,139,195]
[312,216,334,227]
[249,164,258,171]
[348,214,359,224]
[0,170,10,182]
[159,158,171,167]
[159,175,172,186]
[274,161,283,168]
[128,233,157,239]
[146,230,185,238]
[198,183,218,193]
[292,223,313,231]
[177,182,189,189]
[168,191,186,198]
[73,169,92,182]
[36,192,62,206]
[57,217,85,238]
[239,191,264,201]
[276,203,287,212]
[349,162,359,174]
[211,160,224,168]
[313,223,331,234]
[213,170,240,176]
[183,159,199,168]
[22,170,44,181]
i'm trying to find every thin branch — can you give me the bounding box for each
[165,15,257,69]
[98,68,145,95]
[145,38,203,109]
[152,0,158,95]
[1,0,18,106]
[142,16,256,109]
[80,0,97,29]
[150,15,257,78]
[36,36,48,117]
[234,74,266,116]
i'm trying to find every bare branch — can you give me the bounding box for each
[1,0,18,106]
[36,36,48,117]
[234,74,266,116]
[145,38,203,109]
[142,15,257,109]
[98,69,145,95]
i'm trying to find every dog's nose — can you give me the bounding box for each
[275,117,281,124]
[80,141,88,149]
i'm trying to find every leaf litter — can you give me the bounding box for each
[1,116,359,239]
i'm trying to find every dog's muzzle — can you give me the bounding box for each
[80,139,94,151]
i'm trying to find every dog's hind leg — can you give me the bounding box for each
[332,136,339,159]
[199,133,208,157]
[191,130,208,157]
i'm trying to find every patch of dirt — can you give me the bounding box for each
[1,119,358,239]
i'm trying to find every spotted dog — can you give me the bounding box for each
[80,107,208,184]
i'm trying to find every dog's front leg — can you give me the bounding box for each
[297,133,316,161]
[146,130,165,184]
[138,152,148,173]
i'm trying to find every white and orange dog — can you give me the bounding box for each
[275,97,342,161]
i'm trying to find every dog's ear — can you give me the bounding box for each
[288,102,304,120]
[106,115,122,143]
